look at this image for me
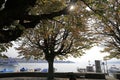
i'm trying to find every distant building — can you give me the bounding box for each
[95,60,102,73]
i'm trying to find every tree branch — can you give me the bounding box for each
[0,5,70,43]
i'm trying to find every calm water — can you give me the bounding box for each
[0,63,78,72]
[0,62,120,73]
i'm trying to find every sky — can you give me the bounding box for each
[2,45,119,68]
[3,46,108,63]
[67,46,109,67]
[3,46,107,59]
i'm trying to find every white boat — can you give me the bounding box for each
[0,68,14,73]
[41,68,48,73]
[109,65,120,73]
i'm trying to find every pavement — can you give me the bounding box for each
[106,75,117,80]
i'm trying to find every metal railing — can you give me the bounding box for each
[0,72,106,80]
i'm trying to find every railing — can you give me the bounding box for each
[113,73,120,80]
[0,72,106,80]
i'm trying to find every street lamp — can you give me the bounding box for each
[106,59,109,75]
[102,62,105,74]
[104,57,109,75]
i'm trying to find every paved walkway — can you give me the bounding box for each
[0,76,118,80]
[106,75,117,80]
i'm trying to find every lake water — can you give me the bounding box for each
[0,62,120,73]
[0,63,78,72]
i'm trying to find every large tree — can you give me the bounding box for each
[0,43,12,58]
[15,1,96,80]
[0,0,77,43]
[0,0,78,55]
[80,0,120,59]
[99,0,120,59]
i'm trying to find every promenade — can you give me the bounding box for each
[0,77,118,80]
[0,72,119,80]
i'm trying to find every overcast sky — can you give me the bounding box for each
[2,45,119,68]
[3,45,106,58]
[3,46,108,63]
[66,46,109,66]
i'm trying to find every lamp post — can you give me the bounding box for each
[88,60,91,66]
[102,62,105,73]
[102,62,106,73]
[104,58,109,75]
[106,59,109,75]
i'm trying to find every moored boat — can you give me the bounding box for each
[41,68,48,72]
[34,68,41,72]
[109,65,120,73]
[0,68,14,73]
[20,67,28,72]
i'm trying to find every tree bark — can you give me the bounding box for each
[47,58,54,80]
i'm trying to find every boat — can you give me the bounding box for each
[20,67,28,72]
[109,65,120,73]
[0,58,18,66]
[0,68,14,73]
[41,68,57,73]
[77,68,86,72]
[34,68,41,72]
[41,68,48,73]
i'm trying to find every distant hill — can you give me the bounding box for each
[4,58,75,63]
[107,59,120,64]
[108,61,120,64]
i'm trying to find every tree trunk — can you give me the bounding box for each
[47,59,54,80]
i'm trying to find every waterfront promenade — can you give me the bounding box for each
[0,72,119,80]
[0,76,117,80]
